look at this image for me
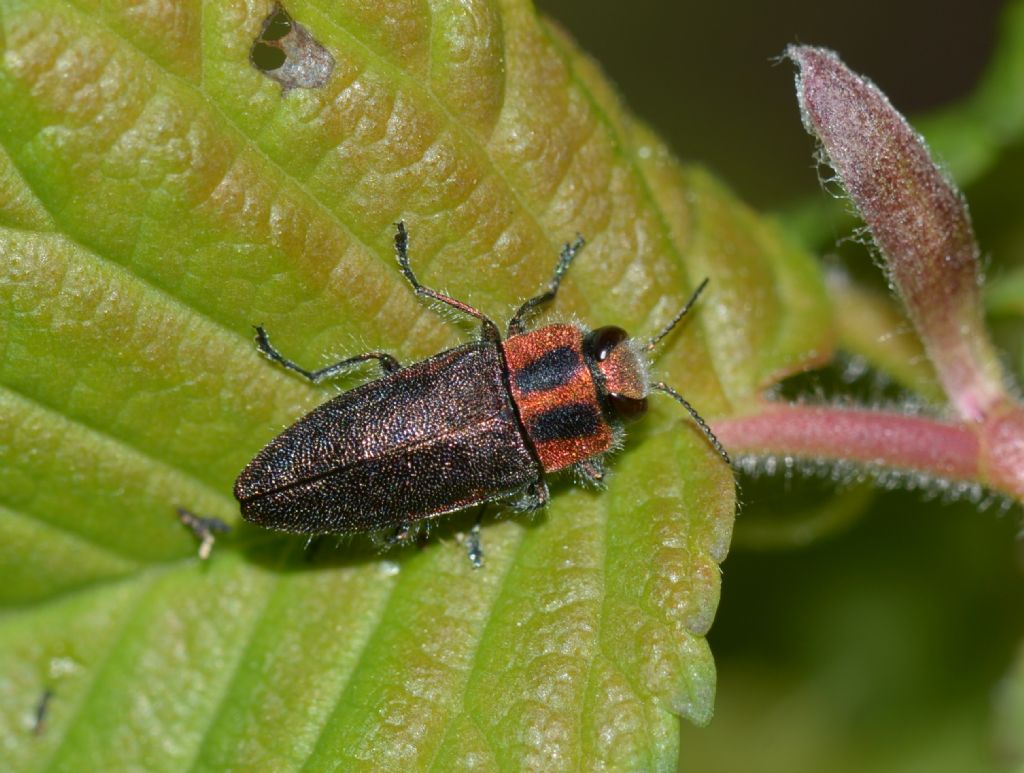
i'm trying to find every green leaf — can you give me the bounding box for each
[995,642,1024,768]
[0,1,828,768]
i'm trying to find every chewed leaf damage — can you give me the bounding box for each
[250,5,334,91]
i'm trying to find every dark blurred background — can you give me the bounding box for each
[536,2,1022,771]
[539,0,1005,208]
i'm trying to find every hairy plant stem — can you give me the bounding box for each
[714,403,978,482]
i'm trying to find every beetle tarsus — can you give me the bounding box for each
[394,221,501,341]
[507,234,585,336]
[466,521,484,569]
[462,505,488,569]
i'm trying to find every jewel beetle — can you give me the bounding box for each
[234,223,731,565]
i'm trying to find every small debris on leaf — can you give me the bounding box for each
[176,507,231,560]
[31,689,53,736]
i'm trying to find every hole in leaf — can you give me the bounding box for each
[261,8,293,41]
[250,4,335,92]
[252,42,286,71]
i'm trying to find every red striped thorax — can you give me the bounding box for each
[502,323,650,472]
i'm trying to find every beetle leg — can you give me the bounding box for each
[464,505,486,569]
[528,479,551,510]
[394,222,501,342]
[414,528,432,550]
[386,522,413,546]
[574,457,606,487]
[254,326,401,382]
[510,479,549,512]
[507,234,585,336]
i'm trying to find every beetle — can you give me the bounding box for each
[234,222,730,566]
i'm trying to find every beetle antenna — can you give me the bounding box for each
[647,277,709,352]
[650,382,731,467]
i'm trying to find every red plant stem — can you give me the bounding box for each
[714,404,980,482]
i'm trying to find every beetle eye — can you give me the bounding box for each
[609,394,647,421]
[583,326,627,362]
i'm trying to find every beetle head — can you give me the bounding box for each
[583,326,649,422]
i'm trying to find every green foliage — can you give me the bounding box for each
[0,1,829,769]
